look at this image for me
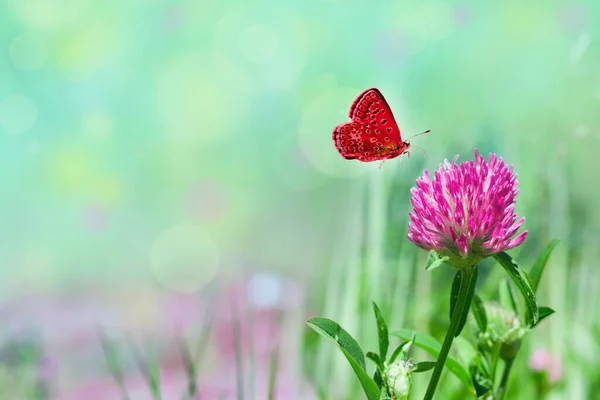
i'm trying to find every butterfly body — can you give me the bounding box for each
[332,88,422,164]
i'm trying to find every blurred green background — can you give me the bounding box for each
[1,0,600,398]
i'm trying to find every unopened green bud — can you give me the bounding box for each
[479,302,525,360]
[384,359,412,400]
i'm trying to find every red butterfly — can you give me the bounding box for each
[332,88,429,167]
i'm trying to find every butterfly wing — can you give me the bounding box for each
[332,88,406,162]
[332,121,363,160]
[349,88,402,141]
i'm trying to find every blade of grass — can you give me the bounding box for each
[176,334,196,400]
[312,185,362,398]
[336,181,367,398]
[147,357,161,399]
[246,302,255,400]
[126,334,162,400]
[366,169,385,310]
[177,302,215,400]
[97,328,129,400]
[267,310,283,400]
[389,244,415,332]
[232,299,245,400]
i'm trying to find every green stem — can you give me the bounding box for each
[495,358,514,400]
[423,267,477,400]
[490,344,501,387]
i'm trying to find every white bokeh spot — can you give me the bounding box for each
[10,33,47,70]
[213,4,308,93]
[83,110,114,141]
[247,273,283,309]
[239,25,279,64]
[10,0,92,30]
[0,94,38,135]
[150,224,219,294]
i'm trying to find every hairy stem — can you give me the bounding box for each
[423,267,477,400]
[495,358,514,400]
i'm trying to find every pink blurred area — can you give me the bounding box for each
[529,348,564,384]
[60,368,304,400]
[3,273,316,399]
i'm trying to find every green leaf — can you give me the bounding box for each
[425,250,449,271]
[390,329,474,392]
[379,386,392,400]
[455,268,479,337]
[498,279,518,317]
[307,317,365,369]
[493,252,539,326]
[387,333,416,369]
[373,368,383,389]
[471,293,488,333]
[401,333,416,355]
[372,302,389,362]
[450,270,462,320]
[366,351,384,371]
[453,336,476,366]
[411,361,436,373]
[469,363,492,397]
[475,349,491,378]
[530,239,560,294]
[307,317,381,400]
[536,306,556,326]
[389,341,408,364]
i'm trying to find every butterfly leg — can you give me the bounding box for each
[378,160,386,169]
[399,151,410,166]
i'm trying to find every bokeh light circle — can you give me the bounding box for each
[82,204,111,232]
[298,87,369,179]
[239,25,279,64]
[273,135,328,191]
[247,273,283,309]
[383,1,456,55]
[27,140,41,154]
[573,125,589,138]
[213,4,308,93]
[150,224,219,294]
[9,33,48,70]
[157,56,244,145]
[187,180,228,223]
[414,1,455,40]
[83,111,113,141]
[0,94,38,135]
[56,16,121,76]
[9,0,92,30]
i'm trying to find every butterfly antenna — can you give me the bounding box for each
[405,129,431,142]
[411,144,429,160]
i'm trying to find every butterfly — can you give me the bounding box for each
[332,88,429,168]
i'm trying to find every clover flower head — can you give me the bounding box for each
[408,149,527,268]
